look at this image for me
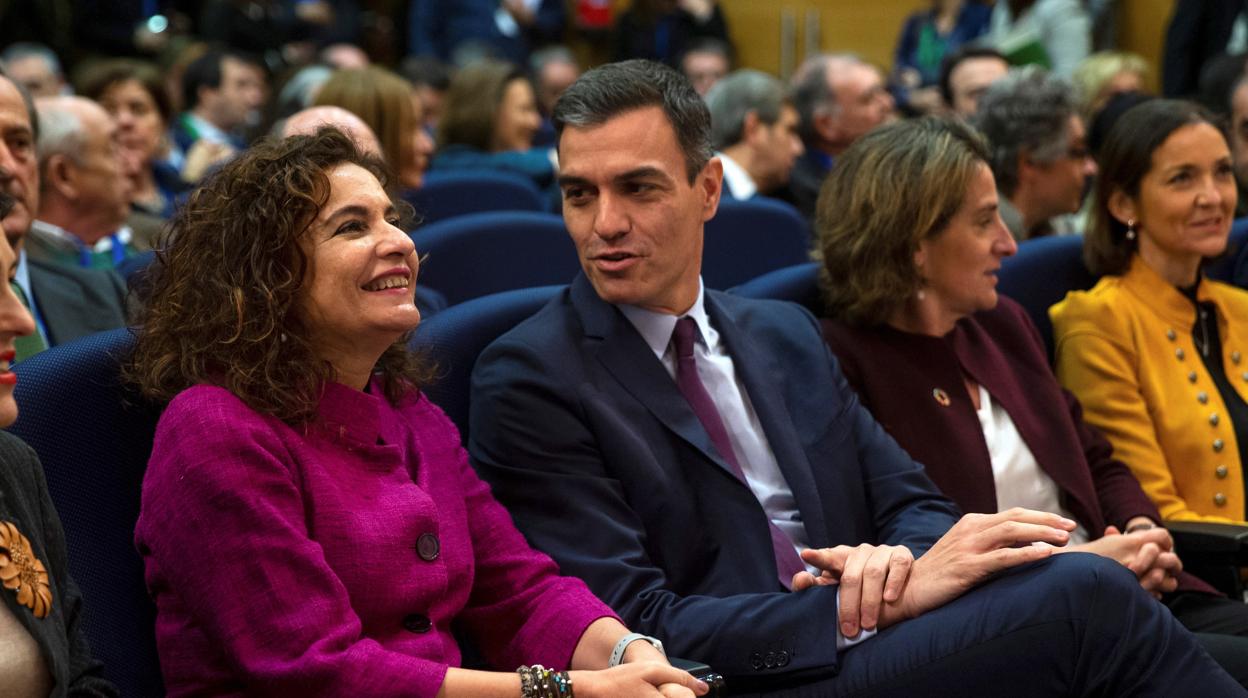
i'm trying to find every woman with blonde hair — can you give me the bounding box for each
[314,67,435,190]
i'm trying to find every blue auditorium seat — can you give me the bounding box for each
[403,170,545,226]
[411,212,579,306]
[9,329,164,697]
[996,235,1097,360]
[702,197,811,290]
[728,262,822,314]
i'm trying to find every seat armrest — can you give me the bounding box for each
[1168,521,1248,557]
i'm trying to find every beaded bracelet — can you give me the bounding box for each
[517,664,574,698]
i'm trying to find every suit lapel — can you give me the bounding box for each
[705,293,829,547]
[570,276,742,482]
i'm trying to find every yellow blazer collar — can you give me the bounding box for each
[1119,255,1225,328]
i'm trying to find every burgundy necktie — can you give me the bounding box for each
[671,317,807,590]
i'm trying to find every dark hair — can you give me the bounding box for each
[181,48,264,111]
[127,128,431,424]
[77,59,173,125]
[1087,91,1153,158]
[437,60,528,152]
[1085,99,1222,276]
[553,59,712,182]
[678,37,734,68]
[1196,51,1246,118]
[938,45,1008,107]
[400,55,453,91]
[817,116,991,326]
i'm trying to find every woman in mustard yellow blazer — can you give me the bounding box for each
[1052,99,1248,524]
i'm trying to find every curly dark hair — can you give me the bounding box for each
[127,127,432,424]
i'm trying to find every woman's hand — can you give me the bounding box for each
[1061,525,1181,598]
[569,662,709,698]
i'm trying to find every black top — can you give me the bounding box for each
[1182,282,1248,517]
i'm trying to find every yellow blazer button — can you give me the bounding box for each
[1215,493,1228,506]
[1214,439,1225,452]
[1234,351,1243,364]
[1167,329,1177,341]
[1198,391,1209,404]
[1176,348,1185,360]
[1189,371,1199,383]
[1217,465,1229,478]
[1211,413,1221,426]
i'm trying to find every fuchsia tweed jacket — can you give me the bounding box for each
[135,380,615,697]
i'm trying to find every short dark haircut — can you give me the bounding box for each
[553,59,713,182]
[78,59,173,125]
[181,48,264,111]
[938,45,1008,107]
[399,55,452,91]
[678,37,734,69]
[1086,99,1223,276]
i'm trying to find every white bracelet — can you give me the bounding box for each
[608,633,664,667]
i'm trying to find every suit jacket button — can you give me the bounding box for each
[750,652,764,670]
[417,533,440,561]
[403,613,432,633]
[776,650,791,667]
[764,651,777,669]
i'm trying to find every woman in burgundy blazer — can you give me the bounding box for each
[813,115,1248,681]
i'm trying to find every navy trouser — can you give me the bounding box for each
[740,553,1244,697]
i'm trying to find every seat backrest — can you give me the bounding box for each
[702,197,811,290]
[728,262,823,316]
[410,286,564,440]
[997,235,1098,359]
[412,211,580,306]
[403,170,546,225]
[8,329,164,697]
[1207,217,1248,285]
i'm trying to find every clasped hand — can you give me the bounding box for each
[1063,524,1180,598]
[793,508,1077,636]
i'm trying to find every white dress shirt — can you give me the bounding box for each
[717,152,758,201]
[619,280,875,649]
[976,385,1089,546]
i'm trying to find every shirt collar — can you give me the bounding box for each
[618,278,710,360]
[718,151,758,200]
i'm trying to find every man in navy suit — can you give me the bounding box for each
[469,60,1243,696]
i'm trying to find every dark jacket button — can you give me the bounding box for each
[403,613,432,633]
[764,651,777,669]
[750,651,764,670]
[776,650,790,667]
[416,533,440,561]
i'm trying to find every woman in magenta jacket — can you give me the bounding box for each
[127,128,707,698]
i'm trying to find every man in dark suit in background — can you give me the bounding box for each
[469,59,1244,696]
[0,70,127,360]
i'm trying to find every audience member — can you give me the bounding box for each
[0,72,126,360]
[314,67,434,190]
[818,115,1248,685]
[974,67,1095,239]
[0,42,67,99]
[408,0,566,66]
[1196,51,1248,119]
[1162,0,1247,99]
[78,59,184,222]
[611,0,732,66]
[938,45,1010,118]
[1072,51,1149,120]
[1053,99,1248,525]
[0,190,118,698]
[985,0,1091,79]
[272,64,334,122]
[127,127,706,697]
[679,37,732,97]
[468,58,1245,696]
[400,55,453,132]
[281,105,382,157]
[705,69,803,200]
[29,96,137,270]
[171,49,268,160]
[1232,75,1248,216]
[785,54,895,220]
[431,60,554,190]
[1087,90,1152,159]
[530,45,580,146]
[320,42,371,70]
[890,0,992,114]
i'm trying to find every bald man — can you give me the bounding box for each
[280,106,382,158]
